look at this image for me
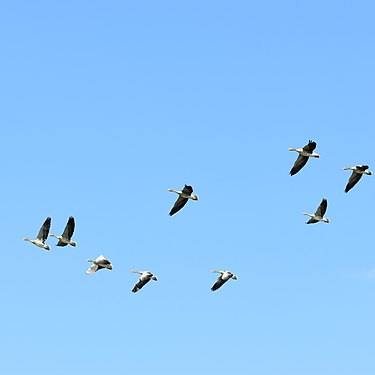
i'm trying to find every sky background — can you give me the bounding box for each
[1,1,374,374]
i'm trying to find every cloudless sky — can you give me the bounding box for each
[1,1,375,374]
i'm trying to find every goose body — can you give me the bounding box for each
[131,270,157,293]
[303,198,329,224]
[288,140,319,176]
[23,217,51,251]
[168,185,198,216]
[85,255,113,274]
[49,216,76,247]
[211,270,237,291]
[343,165,372,193]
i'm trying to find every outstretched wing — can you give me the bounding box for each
[211,276,227,291]
[302,140,317,153]
[169,196,188,216]
[96,255,107,262]
[306,217,319,224]
[345,171,363,193]
[36,217,51,242]
[132,277,150,293]
[85,263,99,274]
[62,216,75,240]
[315,199,327,217]
[290,154,309,176]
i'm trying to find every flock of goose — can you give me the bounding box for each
[22,139,371,292]
[288,140,372,223]
[22,190,235,292]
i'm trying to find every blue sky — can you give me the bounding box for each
[1,1,374,374]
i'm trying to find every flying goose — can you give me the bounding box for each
[211,270,237,291]
[85,255,113,274]
[49,216,76,247]
[168,185,198,216]
[288,140,319,176]
[343,165,372,193]
[23,217,51,250]
[131,270,157,293]
[303,198,329,224]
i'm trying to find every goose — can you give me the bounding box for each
[168,185,198,216]
[131,270,157,293]
[211,270,237,291]
[303,198,329,224]
[49,216,76,247]
[288,140,319,176]
[343,165,372,193]
[85,255,113,274]
[23,217,51,251]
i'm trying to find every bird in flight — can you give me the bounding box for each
[23,217,51,251]
[303,198,330,224]
[288,140,319,176]
[168,185,198,216]
[131,270,158,293]
[343,165,372,193]
[49,216,77,247]
[85,255,113,274]
[211,269,237,291]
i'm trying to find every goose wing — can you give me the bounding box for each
[56,240,67,247]
[306,217,319,224]
[315,199,327,217]
[62,216,75,240]
[290,154,309,176]
[345,171,363,193]
[85,263,99,274]
[211,276,227,291]
[36,217,51,242]
[302,140,317,153]
[132,277,151,293]
[169,195,188,216]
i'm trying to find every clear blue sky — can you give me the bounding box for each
[1,1,374,374]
